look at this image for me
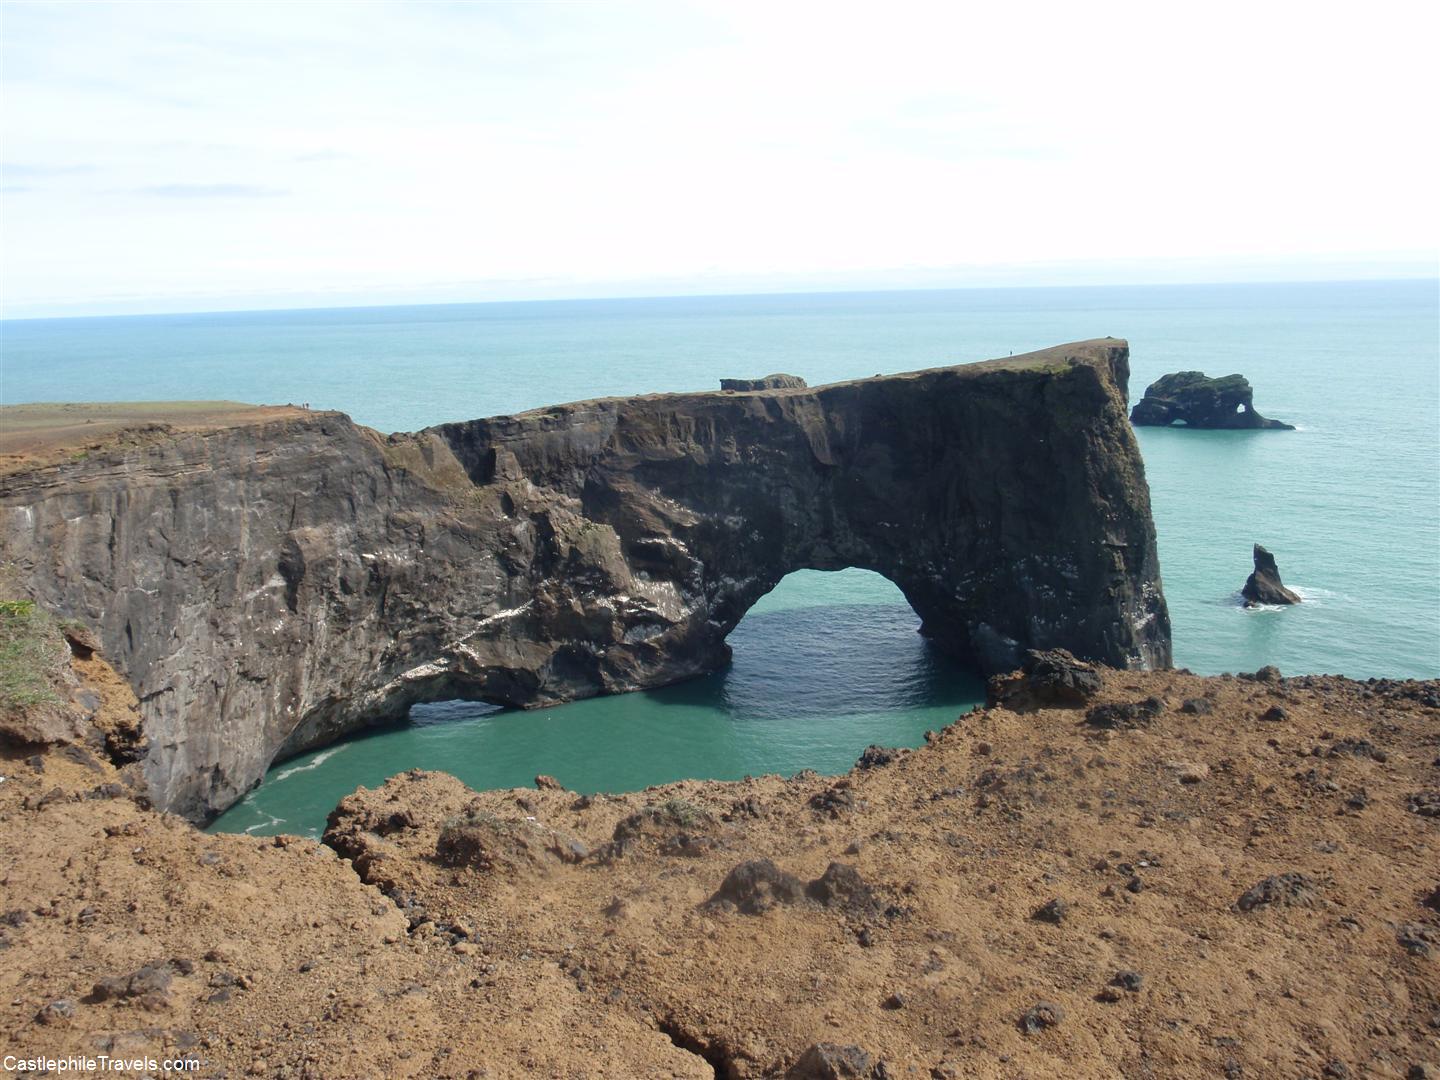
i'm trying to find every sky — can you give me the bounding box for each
[1,0,1437,318]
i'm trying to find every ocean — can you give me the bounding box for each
[2,279,1436,835]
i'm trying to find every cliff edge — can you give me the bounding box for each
[0,339,1169,820]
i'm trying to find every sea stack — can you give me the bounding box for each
[1242,544,1302,606]
[1130,371,1294,429]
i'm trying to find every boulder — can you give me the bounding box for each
[785,1043,876,1079]
[805,863,878,914]
[1236,873,1319,911]
[987,648,1104,710]
[705,859,806,914]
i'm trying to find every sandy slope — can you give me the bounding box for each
[1,639,1437,1078]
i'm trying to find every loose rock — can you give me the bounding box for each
[1086,698,1164,730]
[1032,898,1069,924]
[1019,1001,1065,1034]
[785,1042,876,1079]
[1236,873,1319,912]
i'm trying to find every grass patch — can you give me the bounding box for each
[0,599,63,711]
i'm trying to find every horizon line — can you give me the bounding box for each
[2,272,1437,324]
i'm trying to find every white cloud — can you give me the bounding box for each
[2,0,1436,316]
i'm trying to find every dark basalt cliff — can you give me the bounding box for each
[0,339,1169,821]
[1130,371,1294,429]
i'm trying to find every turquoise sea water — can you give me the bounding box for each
[2,280,1436,835]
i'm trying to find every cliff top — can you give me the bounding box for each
[453,338,1130,429]
[0,340,1128,474]
[0,401,314,473]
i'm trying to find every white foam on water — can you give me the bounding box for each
[1291,584,1343,604]
[274,742,350,782]
[1232,583,1340,612]
[243,813,286,834]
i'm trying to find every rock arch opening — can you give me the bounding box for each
[722,568,983,722]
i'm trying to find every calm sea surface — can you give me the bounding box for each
[2,281,1436,835]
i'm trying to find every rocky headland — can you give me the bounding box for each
[1130,372,1295,430]
[0,339,1169,822]
[1,624,1437,1078]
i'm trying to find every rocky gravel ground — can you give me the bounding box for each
[2,645,1437,1078]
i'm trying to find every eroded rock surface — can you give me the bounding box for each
[1243,543,1302,606]
[0,340,1169,819]
[721,373,808,391]
[1130,371,1294,429]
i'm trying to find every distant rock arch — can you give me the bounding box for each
[1130,371,1293,429]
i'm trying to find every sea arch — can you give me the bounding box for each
[0,339,1169,820]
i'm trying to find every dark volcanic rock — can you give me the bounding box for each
[706,859,807,915]
[811,785,856,817]
[1019,1001,1065,1034]
[0,340,1170,821]
[720,373,808,392]
[785,1042,876,1079]
[1130,371,1294,429]
[1397,923,1439,957]
[805,863,878,913]
[1407,791,1440,817]
[987,648,1104,709]
[1236,873,1319,912]
[707,860,878,916]
[1112,970,1144,992]
[856,745,900,770]
[1085,698,1165,730]
[1242,545,1302,607]
[1032,897,1069,924]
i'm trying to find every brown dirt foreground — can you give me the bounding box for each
[1,649,1437,1080]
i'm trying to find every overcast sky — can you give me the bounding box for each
[1,0,1437,317]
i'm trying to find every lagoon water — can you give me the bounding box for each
[2,280,1436,835]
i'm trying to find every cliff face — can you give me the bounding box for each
[0,339,1169,820]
